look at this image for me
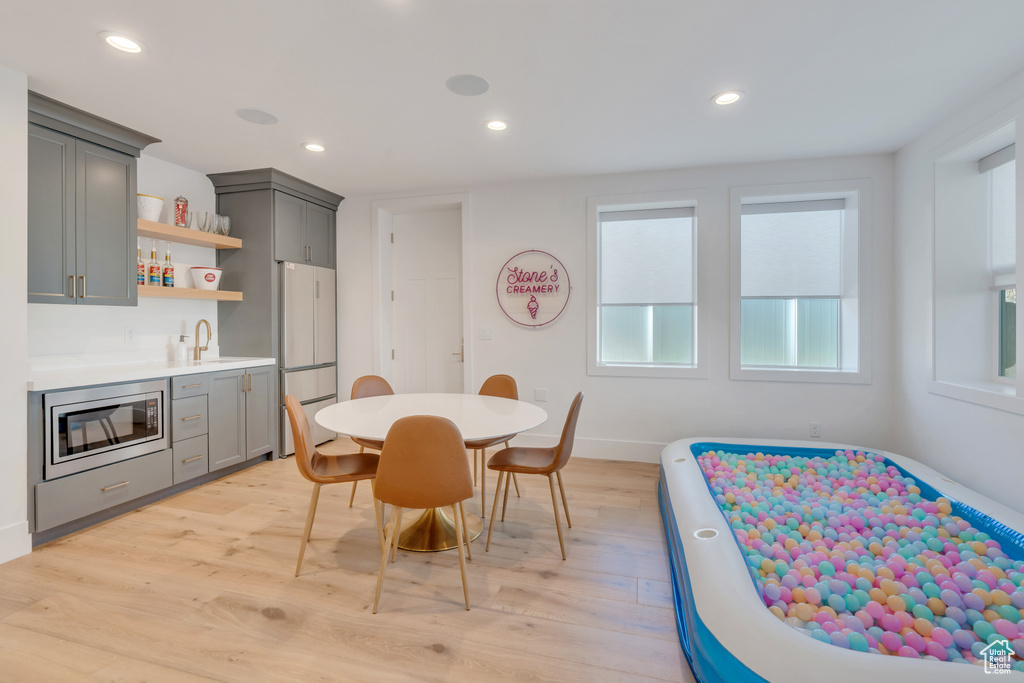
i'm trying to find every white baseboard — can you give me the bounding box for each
[0,519,31,565]
[509,434,665,463]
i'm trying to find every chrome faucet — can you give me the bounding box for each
[194,319,211,361]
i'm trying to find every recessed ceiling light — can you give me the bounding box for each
[304,143,325,152]
[486,120,508,131]
[447,74,490,97]
[237,108,279,125]
[99,32,144,53]
[712,90,744,106]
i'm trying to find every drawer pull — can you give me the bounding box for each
[181,455,204,464]
[181,415,203,421]
[101,481,129,492]
[181,383,202,389]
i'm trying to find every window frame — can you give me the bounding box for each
[587,190,707,379]
[729,179,872,384]
[929,119,1022,414]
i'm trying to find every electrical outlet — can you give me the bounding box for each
[809,422,822,438]
[124,327,136,344]
[480,326,493,340]
[534,388,548,402]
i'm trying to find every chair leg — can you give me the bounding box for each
[295,483,322,577]
[501,471,512,522]
[473,448,478,485]
[456,503,472,561]
[455,501,470,611]
[370,479,384,553]
[556,470,572,528]
[373,507,401,614]
[349,480,358,507]
[485,471,505,552]
[390,507,402,563]
[505,440,520,498]
[480,450,486,518]
[548,473,566,560]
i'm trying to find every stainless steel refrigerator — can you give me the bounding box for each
[279,261,337,456]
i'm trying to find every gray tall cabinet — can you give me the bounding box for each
[27,92,159,305]
[208,169,343,455]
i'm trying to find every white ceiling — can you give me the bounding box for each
[2,1,1024,196]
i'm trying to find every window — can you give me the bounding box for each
[984,145,1016,380]
[587,192,704,378]
[931,122,1020,412]
[730,180,869,384]
[740,200,843,369]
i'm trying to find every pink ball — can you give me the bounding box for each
[994,619,1020,640]
[897,646,920,658]
[880,614,902,632]
[903,630,926,652]
[924,641,948,660]
[880,632,903,652]
[865,601,885,620]
[930,627,954,648]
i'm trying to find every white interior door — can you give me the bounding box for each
[391,208,463,393]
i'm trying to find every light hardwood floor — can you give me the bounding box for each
[0,439,693,682]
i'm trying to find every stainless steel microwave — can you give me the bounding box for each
[43,379,168,480]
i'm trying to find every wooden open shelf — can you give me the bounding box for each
[137,285,242,302]
[137,219,242,249]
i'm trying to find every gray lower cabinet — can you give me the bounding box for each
[245,365,276,459]
[173,435,209,485]
[208,370,246,471]
[208,366,278,471]
[35,449,172,532]
[171,393,210,484]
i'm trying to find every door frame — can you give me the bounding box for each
[371,193,473,393]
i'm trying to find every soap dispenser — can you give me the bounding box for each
[175,335,190,362]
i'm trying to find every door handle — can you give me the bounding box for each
[79,275,85,298]
[181,455,204,464]
[247,373,253,392]
[68,275,76,298]
[101,481,129,492]
[181,415,202,422]
[451,340,464,362]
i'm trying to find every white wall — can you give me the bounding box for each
[893,68,1024,514]
[27,154,220,369]
[338,154,896,462]
[0,65,29,563]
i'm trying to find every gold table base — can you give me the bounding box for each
[397,507,483,552]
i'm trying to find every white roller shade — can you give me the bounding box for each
[600,208,694,305]
[741,200,844,298]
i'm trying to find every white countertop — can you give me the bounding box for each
[28,357,277,392]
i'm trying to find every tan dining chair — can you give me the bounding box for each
[285,395,383,577]
[346,375,394,507]
[463,374,521,517]
[372,415,474,613]
[485,392,583,560]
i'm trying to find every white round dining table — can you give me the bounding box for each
[315,393,548,552]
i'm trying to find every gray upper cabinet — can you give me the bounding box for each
[273,191,307,264]
[272,190,336,267]
[26,92,158,306]
[305,202,335,268]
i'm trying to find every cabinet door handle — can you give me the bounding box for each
[68,275,76,298]
[101,481,129,492]
[181,455,204,464]
[181,383,202,389]
[181,414,202,422]
[79,275,85,298]
[248,374,253,392]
